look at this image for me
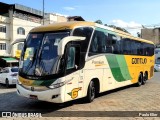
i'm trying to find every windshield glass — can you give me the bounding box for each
[11,68,19,72]
[21,32,69,76]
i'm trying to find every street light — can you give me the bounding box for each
[43,0,44,25]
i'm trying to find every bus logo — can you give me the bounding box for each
[68,87,81,99]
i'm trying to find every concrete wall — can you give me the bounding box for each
[44,13,67,25]
[141,28,160,45]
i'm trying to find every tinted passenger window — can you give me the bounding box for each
[89,30,107,55]
[73,27,93,52]
[88,28,154,56]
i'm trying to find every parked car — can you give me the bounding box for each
[0,67,18,87]
[154,62,160,72]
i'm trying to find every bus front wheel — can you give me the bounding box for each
[86,81,96,103]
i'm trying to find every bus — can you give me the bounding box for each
[16,21,155,103]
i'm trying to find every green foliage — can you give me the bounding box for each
[95,20,103,25]
[108,25,130,34]
[95,20,130,34]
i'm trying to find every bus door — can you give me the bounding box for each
[64,45,82,101]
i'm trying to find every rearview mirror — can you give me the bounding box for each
[8,38,26,54]
[58,36,85,56]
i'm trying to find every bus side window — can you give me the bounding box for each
[89,31,99,55]
[90,31,116,54]
[67,47,76,69]
[131,41,137,55]
[66,45,81,72]
[73,27,93,53]
[121,39,131,55]
[106,34,113,53]
[91,35,98,53]
[107,33,120,54]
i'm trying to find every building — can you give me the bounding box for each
[44,13,67,24]
[141,28,160,45]
[0,2,67,60]
[0,2,43,58]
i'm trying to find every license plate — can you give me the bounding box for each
[29,95,38,99]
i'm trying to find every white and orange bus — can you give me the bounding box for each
[14,21,154,103]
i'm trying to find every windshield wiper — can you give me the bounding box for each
[36,49,47,75]
[32,49,37,66]
[25,49,38,74]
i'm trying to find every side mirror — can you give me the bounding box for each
[8,38,26,54]
[58,36,85,56]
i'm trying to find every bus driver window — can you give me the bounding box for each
[67,47,76,69]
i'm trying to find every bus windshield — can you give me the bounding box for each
[20,32,69,76]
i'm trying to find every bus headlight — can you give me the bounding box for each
[17,79,22,85]
[48,82,65,89]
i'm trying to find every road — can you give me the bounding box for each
[0,72,160,120]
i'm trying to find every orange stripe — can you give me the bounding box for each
[95,64,106,67]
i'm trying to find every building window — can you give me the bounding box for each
[0,25,6,33]
[17,27,25,35]
[0,43,6,50]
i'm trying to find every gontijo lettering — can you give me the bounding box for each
[132,58,147,64]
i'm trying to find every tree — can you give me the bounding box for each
[137,32,141,37]
[95,20,103,25]
[108,25,130,34]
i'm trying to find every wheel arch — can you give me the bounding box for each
[84,77,100,97]
[144,71,148,80]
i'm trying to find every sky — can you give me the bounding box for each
[1,0,160,36]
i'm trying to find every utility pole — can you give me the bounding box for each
[43,0,44,25]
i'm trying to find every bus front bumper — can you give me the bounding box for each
[17,84,65,103]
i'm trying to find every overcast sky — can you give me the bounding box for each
[1,0,160,36]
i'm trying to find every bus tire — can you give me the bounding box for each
[136,73,143,87]
[86,80,96,103]
[5,79,10,88]
[142,72,148,85]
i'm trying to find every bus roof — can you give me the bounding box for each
[30,21,154,45]
[30,21,95,33]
